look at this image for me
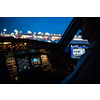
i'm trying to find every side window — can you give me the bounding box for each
[69,30,89,59]
[64,30,89,59]
[70,29,89,44]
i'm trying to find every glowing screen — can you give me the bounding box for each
[31,55,41,67]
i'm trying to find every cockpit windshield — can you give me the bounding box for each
[0,17,73,43]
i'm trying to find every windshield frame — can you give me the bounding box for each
[58,17,84,50]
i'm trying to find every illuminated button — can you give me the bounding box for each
[24,66,27,69]
[13,65,17,68]
[19,69,21,72]
[15,77,18,81]
[11,74,13,80]
[24,43,27,45]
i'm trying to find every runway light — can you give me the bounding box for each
[47,40,51,43]
[14,29,17,32]
[38,32,41,34]
[28,31,32,34]
[4,29,6,31]
[20,31,22,33]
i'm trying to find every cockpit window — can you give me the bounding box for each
[70,29,89,45]
[0,17,73,43]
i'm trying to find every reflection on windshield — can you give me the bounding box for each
[0,17,73,43]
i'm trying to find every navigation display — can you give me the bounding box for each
[17,57,30,72]
[31,55,41,67]
[70,44,88,59]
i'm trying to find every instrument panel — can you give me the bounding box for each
[0,48,49,82]
[0,38,60,83]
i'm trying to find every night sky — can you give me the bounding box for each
[0,17,73,35]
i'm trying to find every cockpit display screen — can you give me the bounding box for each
[31,55,41,67]
[70,44,88,59]
[17,57,30,72]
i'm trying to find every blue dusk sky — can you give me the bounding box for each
[0,17,73,35]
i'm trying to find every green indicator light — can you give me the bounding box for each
[19,69,21,72]
[17,58,20,60]
[5,54,10,57]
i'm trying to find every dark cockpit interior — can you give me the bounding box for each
[0,37,62,83]
[0,17,90,84]
[1,0,99,99]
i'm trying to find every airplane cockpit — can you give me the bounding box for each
[0,17,89,84]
